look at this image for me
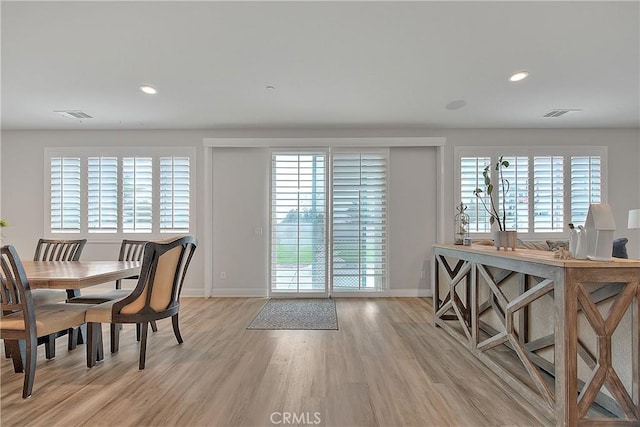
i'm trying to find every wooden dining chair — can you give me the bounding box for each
[0,245,94,398]
[32,238,88,356]
[68,239,157,352]
[86,236,197,369]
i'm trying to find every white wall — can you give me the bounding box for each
[208,144,438,297]
[438,129,640,258]
[211,147,270,296]
[1,128,638,298]
[0,130,207,296]
[388,147,437,295]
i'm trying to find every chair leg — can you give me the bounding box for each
[136,323,141,341]
[86,323,100,368]
[5,340,25,373]
[22,336,37,398]
[138,322,149,370]
[44,334,56,359]
[4,340,12,359]
[150,320,158,333]
[110,323,120,353]
[172,314,183,344]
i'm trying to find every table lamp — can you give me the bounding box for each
[629,209,640,229]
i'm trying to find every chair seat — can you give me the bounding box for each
[1,303,92,337]
[86,299,123,323]
[31,289,67,306]
[68,289,131,305]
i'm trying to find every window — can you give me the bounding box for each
[570,156,601,225]
[122,157,153,232]
[160,157,190,233]
[88,157,118,232]
[332,151,387,290]
[456,147,606,237]
[46,148,194,238]
[50,157,81,232]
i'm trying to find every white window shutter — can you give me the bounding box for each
[332,151,387,290]
[500,156,529,232]
[122,157,153,233]
[460,157,491,233]
[50,157,81,232]
[533,156,564,232]
[160,157,190,233]
[88,157,118,233]
[570,156,601,226]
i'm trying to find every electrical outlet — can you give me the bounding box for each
[420,270,426,279]
[220,271,227,280]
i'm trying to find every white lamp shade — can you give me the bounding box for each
[629,209,640,229]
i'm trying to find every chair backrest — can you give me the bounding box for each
[1,245,35,332]
[113,236,197,317]
[119,240,147,262]
[33,239,87,261]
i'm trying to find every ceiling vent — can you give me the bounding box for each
[542,109,582,118]
[54,110,93,119]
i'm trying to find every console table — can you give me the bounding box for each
[432,244,639,426]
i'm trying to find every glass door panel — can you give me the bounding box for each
[271,152,328,297]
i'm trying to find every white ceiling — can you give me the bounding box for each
[2,1,639,130]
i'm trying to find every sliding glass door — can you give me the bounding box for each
[271,151,328,297]
[332,151,387,291]
[270,149,388,297]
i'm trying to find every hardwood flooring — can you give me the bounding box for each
[1,298,551,426]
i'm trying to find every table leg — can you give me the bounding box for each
[555,269,578,426]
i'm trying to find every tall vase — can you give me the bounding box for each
[493,230,517,251]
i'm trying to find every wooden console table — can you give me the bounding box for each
[432,244,639,426]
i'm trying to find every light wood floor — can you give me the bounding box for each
[1,298,551,426]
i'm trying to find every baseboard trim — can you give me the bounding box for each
[209,288,268,297]
[185,288,433,298]
[332,290,433,298]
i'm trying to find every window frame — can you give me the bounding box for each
[44,147,196,241]
[454,146,608,240]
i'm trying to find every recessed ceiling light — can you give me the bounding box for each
[445,100,467,110]
[509,71,529,82]
[139,85,157,95]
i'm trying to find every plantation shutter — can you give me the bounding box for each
[533,156,564,232]
[499,156,529,232]
[50,157,81,232]
[570,156,601,226]
[160,157,190,232]
[87,157,118,233]
[122,157,153,233]
[332,151,387,290]
[460,157,491,232]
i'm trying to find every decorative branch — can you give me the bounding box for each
[473,156,510,232]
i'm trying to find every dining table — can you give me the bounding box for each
[23,260,142,291]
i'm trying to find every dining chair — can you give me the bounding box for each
[32,238,88,356]
[68,239,157,352]
[86,236,197,369]
[0,245,94,398]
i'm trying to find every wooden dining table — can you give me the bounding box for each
[22,260,142,290]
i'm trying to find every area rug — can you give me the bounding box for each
[247,298,338,330]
